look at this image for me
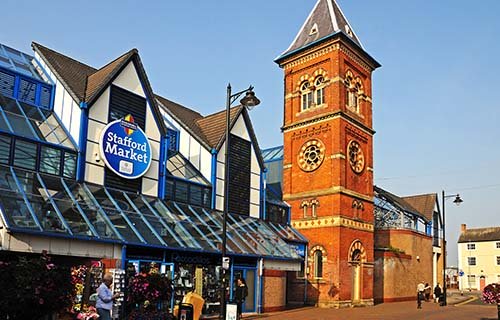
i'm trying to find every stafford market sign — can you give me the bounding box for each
[99,114,152,179]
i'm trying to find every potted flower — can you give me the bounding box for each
[76,305,100,320]
[482,283,500,319]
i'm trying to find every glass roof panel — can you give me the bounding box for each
[167,153,209,185]
[106,188,163,246]
[86,185,142,244]
[149,199,202,249]
[0,43,41,80]
[0,165,39,230]
[40,174,95,237]
[62,180,120,240]
[12,168,67,234]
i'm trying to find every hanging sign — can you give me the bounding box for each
[99,114,152,179]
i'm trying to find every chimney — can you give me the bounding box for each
[461,224,467,233]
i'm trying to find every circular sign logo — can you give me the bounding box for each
[99,114,152,179]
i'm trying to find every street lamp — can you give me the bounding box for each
[221,84,260,319]
[441,191,463,306]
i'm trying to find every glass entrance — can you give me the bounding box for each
[232,267,256,313]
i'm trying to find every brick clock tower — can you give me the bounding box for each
[275,0,380,307]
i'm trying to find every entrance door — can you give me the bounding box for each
[479,276,486,291]
[161,263,175,309]
[233,267,256,313]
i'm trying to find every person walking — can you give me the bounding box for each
[234,277,248,320]
[424,283,431,302]
[434,283,442,304]
[417,280,425,309]
[96,273,120,320]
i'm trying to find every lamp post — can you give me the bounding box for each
[221,84,260,319]
[441,190,463,306]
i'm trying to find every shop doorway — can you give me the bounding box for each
[233,267,256,313]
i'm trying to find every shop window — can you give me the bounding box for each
[40,145,61,176]
[300,82,313,111]
[468,257,476,266]
[14,139,37,170]
[467,243,475,250]
[314,250,323,278]
[0,135,11,164]
[227,134,251,216]
[314,76,326,106]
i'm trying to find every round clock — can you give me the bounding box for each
[348,140,365,173]
[298,139,325,172]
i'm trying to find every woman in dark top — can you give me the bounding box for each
[234,278,248,320]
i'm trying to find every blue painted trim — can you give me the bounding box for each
[229,263,234,300]
[77,102,88,181]
[262,157,283,164]
[158,135,167,198]
[7,227,123,245]
[261,168,267,220]
[121,245,127,270]
[210,148,217,209]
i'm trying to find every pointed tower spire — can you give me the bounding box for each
[277,0,362,61]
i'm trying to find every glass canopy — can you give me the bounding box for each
[0,164,301,260]
[0,43,42,80]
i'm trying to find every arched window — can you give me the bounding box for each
[314,250,323,278]
[345,73,363,113]
[314,76,325,106]
[300,81,313,111]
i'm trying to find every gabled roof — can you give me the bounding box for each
[32,42,96,103]
[458,227,500,243]
[196,106,243,148]
[277,0,362,60]
[374,185,428,222]
[402,193,438,221]
[32,42,166,135]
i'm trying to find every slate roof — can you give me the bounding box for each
[402,193,438,221]
[277,0,362,60]
[458,227,500,243]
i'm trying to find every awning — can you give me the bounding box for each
[0,165,302,261]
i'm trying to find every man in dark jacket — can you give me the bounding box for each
[234,278,248,320]
[434,283,442,304]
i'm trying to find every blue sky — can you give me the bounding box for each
[2,0,500,266]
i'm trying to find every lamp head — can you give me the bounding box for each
[453,194,463,206]
[240,90,260,110]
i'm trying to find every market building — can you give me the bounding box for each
[458,224,500,291]
[0,39,306,317]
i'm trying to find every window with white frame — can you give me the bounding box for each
[467,275,476,288]
[314,250,323,278]
[314,76,326,106]
[468,257,476,266]
[467,243,476,250]
[300,81,313,111]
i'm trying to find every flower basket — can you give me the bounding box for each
[482,283,500,319]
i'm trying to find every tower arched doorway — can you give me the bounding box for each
[349,241,366,303]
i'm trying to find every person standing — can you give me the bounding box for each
[96,273,120,320]
[234,278,248,320]
[434,283,442,303]
[417,281,425,309]
[424,283,431,302]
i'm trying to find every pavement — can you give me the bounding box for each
[244,291,498,320]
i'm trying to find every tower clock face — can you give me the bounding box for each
[298,139,325,172]
[348,140,365,173]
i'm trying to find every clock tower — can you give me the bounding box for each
[275,0,380,307]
